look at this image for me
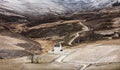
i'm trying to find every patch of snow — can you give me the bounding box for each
[0,0,119,19]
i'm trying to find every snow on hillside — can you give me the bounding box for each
[0,0,119,19]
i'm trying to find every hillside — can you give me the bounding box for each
[0,5,120,59]
[0,0,119,22]
[0,0,120,70]
[0,31,42,59]
[20,6,120,45]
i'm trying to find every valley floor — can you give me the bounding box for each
[0,39,120,70]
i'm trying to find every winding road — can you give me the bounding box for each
[68,22,89,45]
